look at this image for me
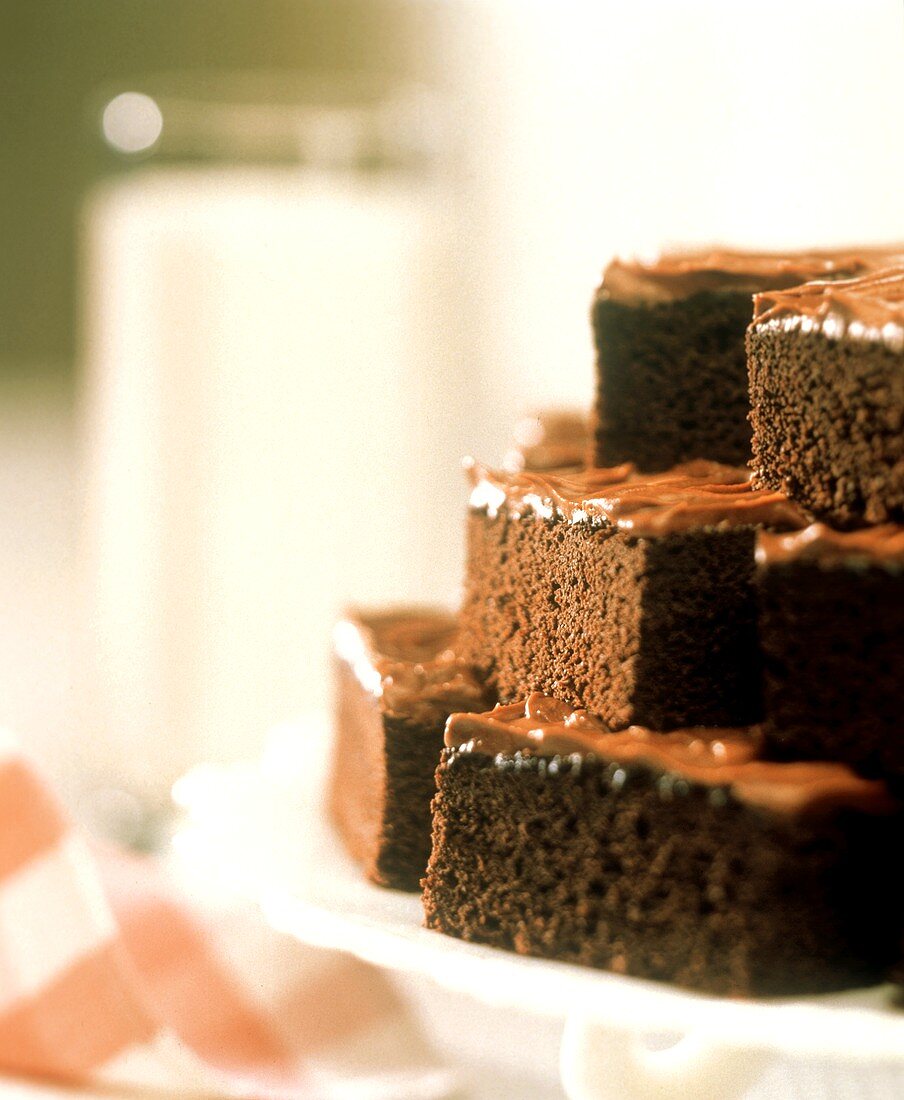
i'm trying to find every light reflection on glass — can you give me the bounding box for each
[102,91,164,154]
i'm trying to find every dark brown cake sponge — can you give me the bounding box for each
[748,327,904,528]
[424,747,901,996]
[748,268,904,528]
[458,461,807,730]
[592,248,900,472]
[460,511,760,729]
[593,290,757,469]
[757,526,904,781]
[328,608,490,891]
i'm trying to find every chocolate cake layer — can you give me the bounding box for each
[748,267,904,528]
[593,248,900,471]
[757,525,904,780]
[329,607,490,891]
[423,694,902,996]
[459,461,808,729]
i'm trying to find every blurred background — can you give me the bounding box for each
[1,0,903,833]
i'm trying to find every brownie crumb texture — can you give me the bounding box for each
[758,559,904,780]
[423,751,900,996]
[459,512,761,730]
[593,292,756,470]
[748,326,904,528]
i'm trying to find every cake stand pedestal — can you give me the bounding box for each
[170,721,904,1100]
[560,1018,772,1100]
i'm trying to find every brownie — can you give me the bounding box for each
[502,408,590,473]
[757,524,904,781]
[748,267,904,528]
[458,459,807,730]
[328,608,491,891]
[592,248,898,472]
[423,693,902,997]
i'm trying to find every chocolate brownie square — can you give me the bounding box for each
[329,608,490,890]
[757,524,904,780]
[423,694,902,996]
[458,460,807,730]
[592,249,896,471]
[748,267,904,528]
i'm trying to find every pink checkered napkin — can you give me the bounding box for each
[0,730,452,1098]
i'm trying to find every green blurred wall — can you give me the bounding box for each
[0,0,421,369]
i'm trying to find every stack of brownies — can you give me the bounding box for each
[328,248,904,997]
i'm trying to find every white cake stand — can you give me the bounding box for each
[170,720,904,1100]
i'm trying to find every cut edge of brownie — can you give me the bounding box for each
[593,289,759,470]
[458,461,807,729]
[423,695,901,997]
[756,525,904,781]
[328,606,491,891]
[747,268,904,528]
[591,248,899,472]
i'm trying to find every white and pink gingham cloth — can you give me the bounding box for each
[0,730,453,1098]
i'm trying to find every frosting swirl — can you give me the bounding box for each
[751,267,904,351]
[445,693,896,817]
[334,609,488,721]
[467,458,809,536]
[757,523,904,568]
[600,247,902,305]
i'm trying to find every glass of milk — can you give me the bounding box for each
[79,75,473,816]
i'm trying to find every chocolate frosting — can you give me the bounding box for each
[600,247,902,305]
[757,523,904,568]
[467,458,809,536]
[445,694,896,817]
[334,608,488,722]
[751,267,904,351]
[503,409,590,473]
